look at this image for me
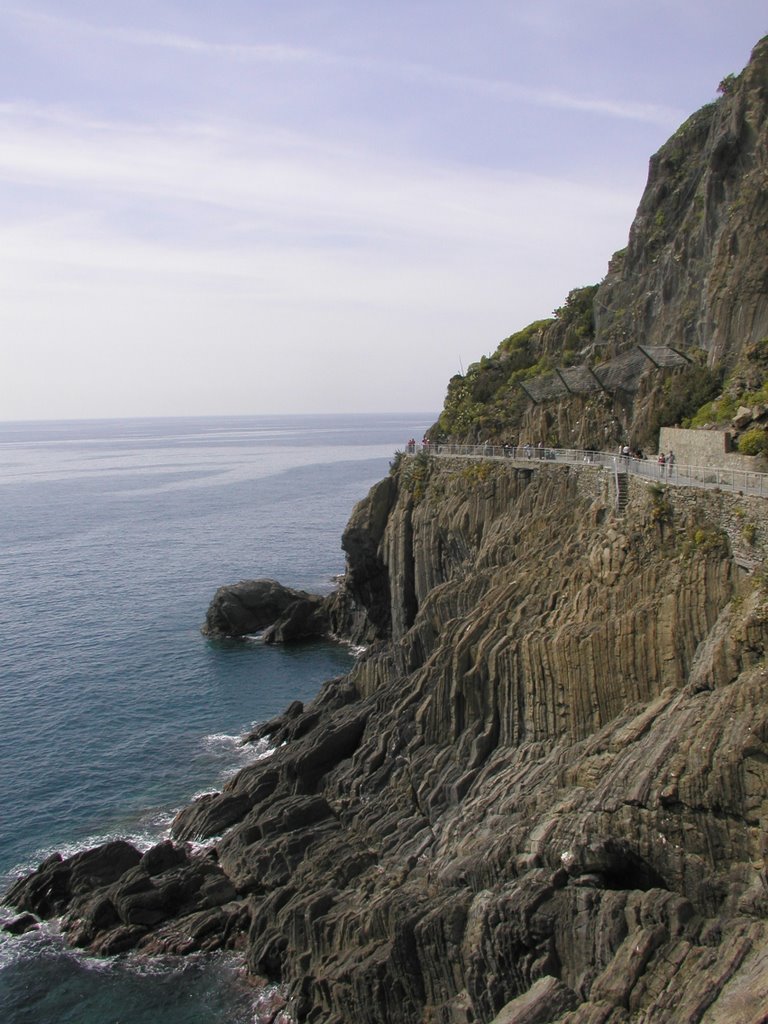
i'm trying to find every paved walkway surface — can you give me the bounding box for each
[406,443,768,499]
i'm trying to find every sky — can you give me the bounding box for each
[0,2,765,421]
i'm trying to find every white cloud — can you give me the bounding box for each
[8,9,322,64]
[0,102,637,420]
[0,4,683,420]
[380,64,683,127]
[0,106,636,253]
[5,7,683,127]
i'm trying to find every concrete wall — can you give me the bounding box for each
[659,426,768,472]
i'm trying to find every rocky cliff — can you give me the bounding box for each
[434,36,768,452]
[8,457,768,1024]
[595,35,768,366]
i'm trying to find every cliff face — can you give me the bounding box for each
[297,462,768,1023]
[11,458,768,1024]
[435,37,768,451]
[595,36,768,367]
[540,36,768,447]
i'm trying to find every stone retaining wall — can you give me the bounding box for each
[659,426,768,473]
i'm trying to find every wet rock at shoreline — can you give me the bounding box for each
[3,839,249,957]
[8,454,768,1022]
[202,578,329,641]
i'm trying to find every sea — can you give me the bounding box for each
[0,413,434,1024]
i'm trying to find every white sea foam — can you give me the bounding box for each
[3,735,272,887]
[189,787,220,802]
[121,947,248,978]
[0,915,62,971]
[3,817,175,885]
[201,731,274,770]
[202,731,246,749]
[185,731,277,805]
[0,913,247,980]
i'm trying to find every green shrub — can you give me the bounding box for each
[402,450,433,503]
[738,428,768,456]
[389,450,405,474]
[552,285,599,340]
[742,522,757,546]
[647,484,672,528]
[648,365,723,437]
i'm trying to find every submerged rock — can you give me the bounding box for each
[2,912,39,935]
[3,839,247,957]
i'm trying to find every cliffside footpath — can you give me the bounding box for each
[7,458,768,1023]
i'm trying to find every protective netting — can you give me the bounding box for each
[520,375,569,402]
[639,345,690,368]
[595,347,657,392]
[558,365,604,394]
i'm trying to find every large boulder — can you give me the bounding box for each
[262,593,330,644]
[4,841,143,919]
[4,838,246,958]
[202,578,321,639]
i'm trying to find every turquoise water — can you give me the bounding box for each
[0,413,433,1024]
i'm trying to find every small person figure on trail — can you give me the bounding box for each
[667,451,675,474]
[658,451,666,476]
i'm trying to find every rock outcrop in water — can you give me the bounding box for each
[202,578,331,643]
[8,457,768,1023]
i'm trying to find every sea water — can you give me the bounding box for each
[0,413,434,1024]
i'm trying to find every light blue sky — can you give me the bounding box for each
[0,2,765,420]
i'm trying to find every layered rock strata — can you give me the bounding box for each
[7,456,768,1023]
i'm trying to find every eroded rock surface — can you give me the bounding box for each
[8,459,768,1024]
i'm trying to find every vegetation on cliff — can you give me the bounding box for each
[431,35,768,453]
[433,285,598,442]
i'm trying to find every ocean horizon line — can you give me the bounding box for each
[0,410,439,429]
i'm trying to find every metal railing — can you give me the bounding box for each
[404,442,768,498]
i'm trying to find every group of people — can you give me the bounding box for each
[619,444,676,473]
[405,438,678,475]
